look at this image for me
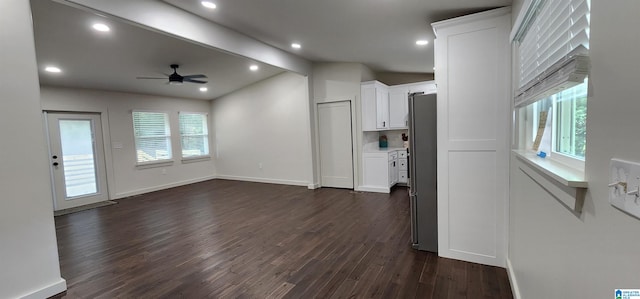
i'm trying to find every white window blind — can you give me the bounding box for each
[179,112,209,158]
[514,0,590,107]
[132,111,172,163]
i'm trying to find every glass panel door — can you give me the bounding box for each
[46,112,109,211]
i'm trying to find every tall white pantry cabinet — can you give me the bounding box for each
[432,7,511,267]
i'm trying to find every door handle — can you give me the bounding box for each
[53,162,59,166]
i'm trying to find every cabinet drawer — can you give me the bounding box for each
[388,151,398,161]
[399,171,408,183]
[398,150,408,158]
[398,158,408,170]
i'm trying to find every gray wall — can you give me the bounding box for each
[0,1,66,297]
[508,1,640,298]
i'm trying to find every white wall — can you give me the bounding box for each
[0,1,66,298]
[212,72,314,186]
[312,62,371,187]
[40,87,215,199]
[508,1,640,298]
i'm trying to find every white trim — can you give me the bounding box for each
[135,160,174,169]
[307,183,320,189]
[506,258,522,299]
[215,175,309,187]
[510,0,535,41]
[513,150,586,188]
[431,6,511,36]
[112,175,216,199]
[18,278,67,299]
[355,185,390,193]
[181,156,211,164]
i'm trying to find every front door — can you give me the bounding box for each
[45,112,109,211]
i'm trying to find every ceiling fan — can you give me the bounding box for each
[137,64,207,85]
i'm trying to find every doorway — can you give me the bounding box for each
[317,101,354,189]
[45,112,109,210]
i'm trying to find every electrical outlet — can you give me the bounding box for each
[609,159,640,220]
[259,162,263,169]
[161,168,167,175]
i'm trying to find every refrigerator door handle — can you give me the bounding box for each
[408,94,418,195]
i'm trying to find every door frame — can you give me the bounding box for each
[316,100,355,189]
[315,99,357,189]
[43,108,115,208]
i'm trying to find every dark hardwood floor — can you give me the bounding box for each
[54,179,512,298]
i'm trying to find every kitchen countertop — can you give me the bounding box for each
[364,147,408,153]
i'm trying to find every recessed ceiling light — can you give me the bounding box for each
[416,40,429,46]
[45,66,62,73]
[201,1,217,9]
[249,65,259,71]
[92,23,110,32]
[291,43,301,49]
[199,87,208,92]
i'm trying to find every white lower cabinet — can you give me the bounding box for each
[361,150,405,193]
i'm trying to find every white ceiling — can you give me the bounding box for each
[164,0,512,73]
[32,0,286,100]
[32,0,512,100]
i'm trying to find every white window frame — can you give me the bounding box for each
[132,110,173,166]
[178,112,210,161]
[514,0,590,172]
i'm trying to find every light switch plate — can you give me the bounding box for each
[610,159,640,220]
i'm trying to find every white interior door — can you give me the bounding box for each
[318,101,354,189]
[46,112,109,211]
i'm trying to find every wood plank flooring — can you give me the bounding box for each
[54,179,512,298]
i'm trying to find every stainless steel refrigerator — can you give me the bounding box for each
[408,92,438,252]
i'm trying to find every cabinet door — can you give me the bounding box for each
[376,87,389,129]
[409,82,437,95]
[389,159,398,186]
[389,87,409,128]
[361,85,377,131]
[363,154,389,187]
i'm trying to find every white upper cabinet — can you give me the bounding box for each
[361,81,389,131]
[388,86,409,129]
[388,81,436,129]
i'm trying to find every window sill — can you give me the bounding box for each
[136,160,174,169]
[513,149,587,213]
[181,156,211,164]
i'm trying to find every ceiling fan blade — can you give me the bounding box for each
[184,78,207,84]
[183,74,207,79]
[137,76,167,79]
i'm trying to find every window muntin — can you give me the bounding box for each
[132,111,172,163]
[179,112,209,159]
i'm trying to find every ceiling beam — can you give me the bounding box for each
[54,0,312,75]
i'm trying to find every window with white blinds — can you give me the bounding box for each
[132,111,172,163]
[179,112,209,159]
[514,0,590,107]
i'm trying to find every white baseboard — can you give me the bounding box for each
[216,175,309,187]
[112,175,216,199]
[355,185,390,193]
[19,278,67,299]
[506,258,521,299]
[308,183,320,189]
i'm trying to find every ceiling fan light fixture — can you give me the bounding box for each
[201,1,217,9]
[416,40,429,46]
[169,81,183,85]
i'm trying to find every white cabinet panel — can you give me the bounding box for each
[362,153,389,188]
[433,7,511,267]
[361,85,377,131]
[398,170,408,183]
[389,87,408,129]
[398,158,408,171]
[448,151,498,257]
[376,87,389,129]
